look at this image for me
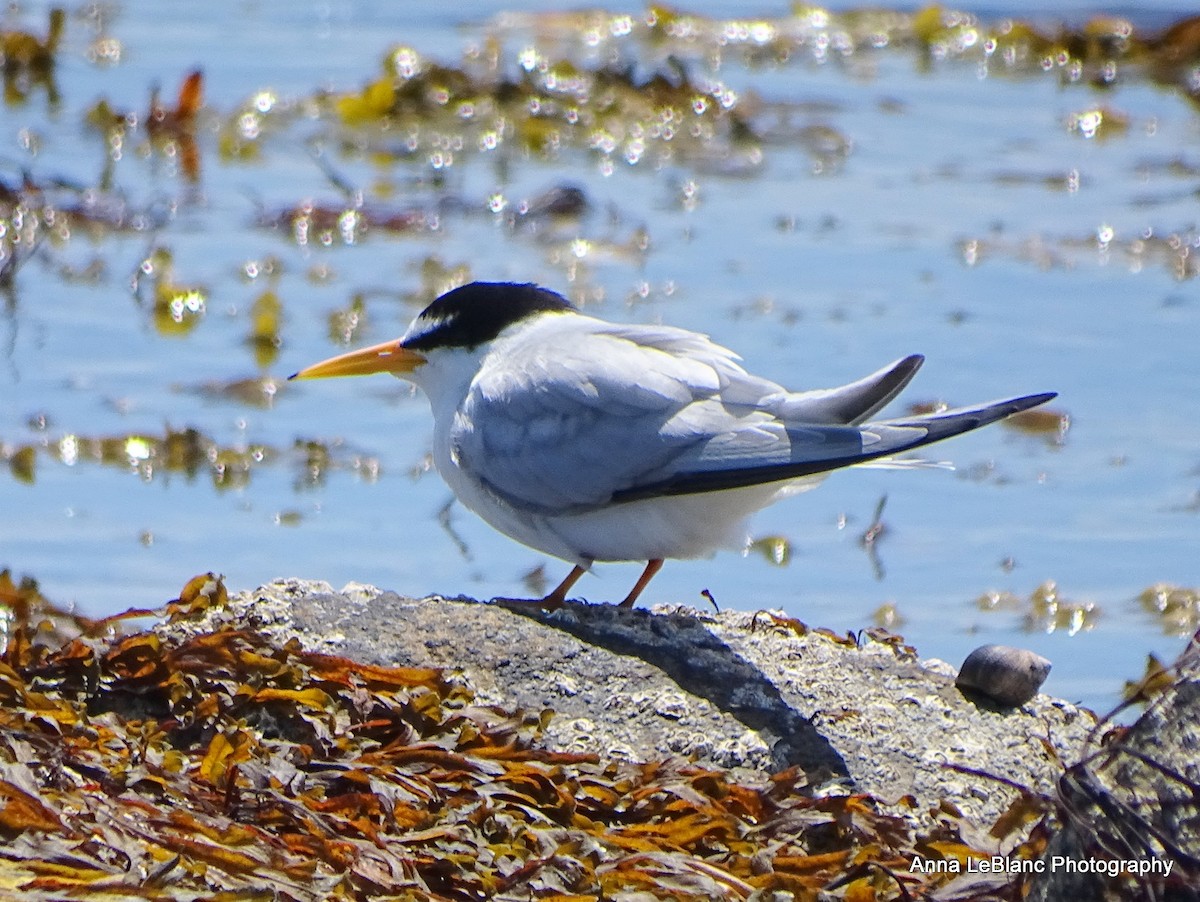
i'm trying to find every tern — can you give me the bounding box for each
[291,281,1054,609]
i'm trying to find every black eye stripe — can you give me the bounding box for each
[403,282,575,351]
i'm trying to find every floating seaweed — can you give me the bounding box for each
[88,70,206,182]
[0,167,172,290]
[1138,582,1200,635]
[977,580,1100,635]
[5,6,1198,292]
[255,198,430,246]
[131,246,209,336]
[748,535,791,566]
[1004,406,1071,445]
[329,40,765,176]
[489,7,1200,106]
[0,427,380,491]
[959,227,1200,282]
[246,285,284,368]
[0,7,63,106]
[183,375,286,409]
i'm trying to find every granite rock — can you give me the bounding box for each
[160,577,1097,838]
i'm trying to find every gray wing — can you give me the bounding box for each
[451,323,764,514]
[451,319,1049,514]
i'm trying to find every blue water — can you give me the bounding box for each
[2,1,1198,713]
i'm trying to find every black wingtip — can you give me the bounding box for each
[286,372,299,381]
[899,391,1060,443]
[890,354,925,386]
[815,353,928,426]
[612,388,1060,504]
[1008,391,1058,413]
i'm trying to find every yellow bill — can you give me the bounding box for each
[288,339,425,380]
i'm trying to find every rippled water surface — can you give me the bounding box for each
[2,0,1199,712]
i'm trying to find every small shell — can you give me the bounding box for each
[956,644,1052,707]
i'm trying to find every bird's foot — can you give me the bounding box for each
[493,593,568,612]
[493,564,586,611]
[493,560,664,610]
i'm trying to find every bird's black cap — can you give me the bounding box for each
[403,282,576,351]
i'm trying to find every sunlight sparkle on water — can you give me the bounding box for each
[59,436,78,467]
[1071,109,1104,138]
[391,47,421,79]
[237,113,261,140]
[125,437,152,463]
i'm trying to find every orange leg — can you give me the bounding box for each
[540,564,587,610]
[618,559,664,608]
[497,564,587,611]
